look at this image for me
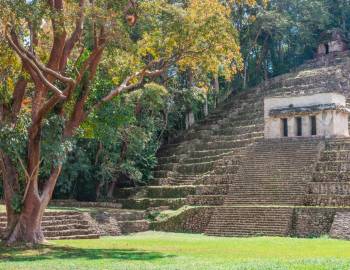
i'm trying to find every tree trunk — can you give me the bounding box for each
[213,74,219,109]
[3,170,60,245]
[107,181,117,199]
[4,195,45,245]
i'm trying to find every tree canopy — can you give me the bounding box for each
[0,0,244,244]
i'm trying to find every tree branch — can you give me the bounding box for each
[59,0,86,71]
[11,76,27,118]
[5,30,67,99]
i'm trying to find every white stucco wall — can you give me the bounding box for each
[264,93,349,139]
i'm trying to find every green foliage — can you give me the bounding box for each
[55,72,168,200]
[41,115,74,177]
[0,113,29,160]
[235,0,333,88]
[10,193,23,214]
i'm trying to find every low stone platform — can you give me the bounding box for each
[151,206,349,238]
[0,211,100,240]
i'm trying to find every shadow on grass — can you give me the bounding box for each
[0,244,174,262]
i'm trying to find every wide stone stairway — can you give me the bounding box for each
[111,51,350,238]
[224,139,324,206]
[205,207,294,237]
[307,139,350,206]
[205,139,324,236]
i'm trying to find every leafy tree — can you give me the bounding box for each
[0,0,242,244]
[235,0,331,88]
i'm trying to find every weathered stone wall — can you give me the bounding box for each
[291,208,337,238]
[151,206,346,238]
[330,211,350,239]
[151,207,215,233]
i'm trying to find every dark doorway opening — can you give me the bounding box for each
[296,117,302,136]
[311,116,317,136]
[325,43,330,54]
[282,118,288,137]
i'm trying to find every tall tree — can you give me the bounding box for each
[0,0,242,244]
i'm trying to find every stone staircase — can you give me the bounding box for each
[204,139,324,237]
[114,51,350,237]
[111,209,150,234]
[205,207,294,237]
[115,90,266,210]
[0,211,100,240]
[223,139,324,206]
[306,139,350,206]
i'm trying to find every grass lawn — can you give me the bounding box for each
[0,232,350,270]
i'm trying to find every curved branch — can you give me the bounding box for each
[5,31,66,99]
[60,0,86,71]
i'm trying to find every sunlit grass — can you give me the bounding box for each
[1,232,350,270]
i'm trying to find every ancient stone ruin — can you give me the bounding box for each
[115,49,350,239]
[264,93,350,139]
[317,29,348,57]
[3,36,350,241]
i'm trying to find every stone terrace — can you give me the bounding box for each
[108,51,350,238]
[0,211,100,240]
[4,52,350,239]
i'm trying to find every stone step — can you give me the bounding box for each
[316,161,350,172]
[153,174,202,185]
[214,165,240,174]
[305,194,350,207]
[196,174,236,185]
[118,220,150,234]
[195,184,230,195]
[313,171,350,182]
[189,147,246,159]
[187,195,225,206]
[155,163,178,171]
[325,142,350,151]
[204,132,264,143]
[320,150,350,161]
[0,211,101,240]
[41,224,90,231]
[308,182,350,195]
[145,186,196,198]
[116,198,187,210]
[214,124,264,136]
[225,193,305,203]
[158,155,182,164]
[153,170,174,178]
[47,234,100,240]
[112,210,147,221]
[43,229,97,237]
[205,207,293,237]
[194,138,259,151]
[176,161,215,175]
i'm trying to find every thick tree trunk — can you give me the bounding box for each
[4,195,45,245]
[3,171,60,245]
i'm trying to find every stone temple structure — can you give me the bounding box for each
[19,37,350,240]
[107,47,350,240]
[264,93,350,139]
[4,36,350,241]
[317,29,348,57]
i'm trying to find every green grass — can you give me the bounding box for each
[1,232,350,270]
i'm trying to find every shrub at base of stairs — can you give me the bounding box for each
[150,207,215,233]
